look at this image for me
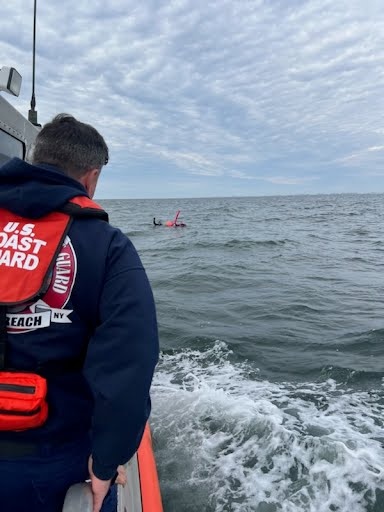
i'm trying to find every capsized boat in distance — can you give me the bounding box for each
[165,209,187,227]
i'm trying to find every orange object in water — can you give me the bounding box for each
[165,210,182,227]
[173,210,181,224]
[137,423,163,511]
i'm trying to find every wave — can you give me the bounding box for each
[151,342,384,512]
[189,239,297,250]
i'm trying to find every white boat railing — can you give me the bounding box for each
[62,454,143,512]
[62,482,93,512]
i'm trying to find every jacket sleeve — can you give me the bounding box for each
[83,230,159,480]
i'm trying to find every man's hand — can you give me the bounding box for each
[115,464,127,485]
[88,455,111,512]
[88,455,127,512]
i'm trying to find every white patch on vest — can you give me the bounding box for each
[6,235,77,335]
[34,300,73,324]
[6,302,73,330]
[6,311,51,330]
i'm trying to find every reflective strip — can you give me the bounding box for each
[0,383,35,393]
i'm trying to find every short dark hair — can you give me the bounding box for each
[31,114,109,178]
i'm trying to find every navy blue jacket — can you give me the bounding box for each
[0,158,159,479]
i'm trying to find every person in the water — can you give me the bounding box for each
[153,217,162,226]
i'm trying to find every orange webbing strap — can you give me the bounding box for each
[137,423,163,512]
[61,196,109,222]
[69,196,102,209]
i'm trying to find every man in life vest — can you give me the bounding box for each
[0,114,159,512]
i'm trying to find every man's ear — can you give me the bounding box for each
[79,168,100,198]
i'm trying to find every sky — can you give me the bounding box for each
[1,0,384,199]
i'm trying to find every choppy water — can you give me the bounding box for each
[100,194,384,512]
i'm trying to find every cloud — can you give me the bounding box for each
[263,176,320,186]
[336,145,384,170]
[1,0,384,197]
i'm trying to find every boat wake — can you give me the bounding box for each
[152,341,384,512]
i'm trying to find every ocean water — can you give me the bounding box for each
[100,194,384,512]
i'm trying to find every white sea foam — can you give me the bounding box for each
[151,341,384,512]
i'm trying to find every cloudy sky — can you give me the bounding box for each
[2,0,384,198]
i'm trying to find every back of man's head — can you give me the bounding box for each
[31,114,109,178]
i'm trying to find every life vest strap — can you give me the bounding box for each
[59,202,109,222]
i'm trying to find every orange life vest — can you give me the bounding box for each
[0,196,108,306]
[0,195,107,431]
